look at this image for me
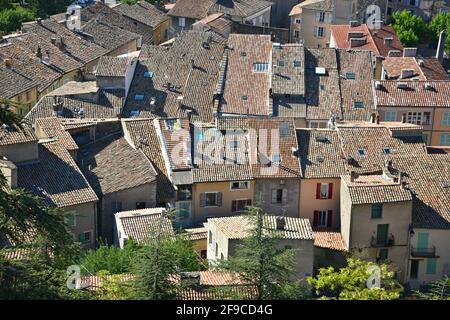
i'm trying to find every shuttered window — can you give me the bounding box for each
[376,224,389,245]
[271,189,287,204]
[426,258,436,274]
[231,199,252,212]
[200,192,222,207]
[371,204,383,219]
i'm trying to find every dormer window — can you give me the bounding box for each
[252,63,269,72]
[358,148,366,157]
[383,147,392,155]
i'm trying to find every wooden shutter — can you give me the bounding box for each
[271,189,277,203]
[315,12,320,22]
[314,26,318,37]
[313,211,319,227]
[328,183,333,199]
[200,193,206,207]
[282,189,288,204]
[327,210,333,227]
[316,183,321,199]
[376,224,389,244]
[217,192,222,207]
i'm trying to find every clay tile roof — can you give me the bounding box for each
[330,24,379,55]
[313,229,347,251]
[35,117,78,151]
[177,285,257,300]
[123,119,175,202]
[0,124,38,147]
[297,129,347,178]
[95,56,131,77]
[0,64,38,99]
[382,57,426,80]
[374,80,450,108]
[158,118,191,170]
[337,49,375,121]
[368,25,404,57]
[17,141,98,208]
[419,58,449,80]
[113,1,167,28]
[115,208,174,244]
[183,227,208,241]
[220,34,272,116]
[304,48,342,120]
[342,174,413,204]
[168,0,214,20]
[208,215,315,240]
[79,133,157,196]
[271,45,305,95]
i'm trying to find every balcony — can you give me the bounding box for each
[411,246,436,258]
[371,235,395,247]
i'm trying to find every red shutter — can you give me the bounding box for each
[327,210,333,227]
[328,183,333,199]
[316,183,321,199]
[313,211,319,227]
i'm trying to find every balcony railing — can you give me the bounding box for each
[411,246,436,257]
[371,235,395,247]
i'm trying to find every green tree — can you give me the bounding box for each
[30,0,73,18]
[93,270,136,300]
[0,6,35,34]
[390,10,428,47]
[429,13,450,54]
[79,240,141,275]
[416,276,450,300]
[217,206,310,300]
[308,258,402,300]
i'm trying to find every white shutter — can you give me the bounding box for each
[316,12,320,22]
[314,27,318,37]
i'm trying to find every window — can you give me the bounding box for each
[179,17,186,27]
[272,154,281,162]
[295,19,301,24]
[383,147,392,155]
[384,111,397,122]
[136,202,146,210]
[442,112,450,126]
[358,148,366,157]
[310,122,319,128]
[293,60,301,68]
[346,72,356,80]
[423,112,431,125]
[378,248,388,261]
[200,192,222,207]
[134,94,144,101]
[112,201,122,213]
[231,199,252,212]
[271,189,286,204]
[144,71,153,78]
[277,60,285,67]
[242,95,248,101]
[252,63,269,72]
[78,231,92,244]
[230,181,249,190]
[440,133,450,146]
[426,258,436,274]
[26,91,31,101]
[215,243,219,257]
[64,211,76,227]
[319,12,326,22]
[279,122,290,137]
[129,110,140,117]
[371,203,383,219]
[294,30,300,38]
[229,140,240,149]
[313,210,332,227]
[376,224,389,245]
[320,183,329,199]
[317,26,325,38]
[407,112,425,125]
[353,101,364,108]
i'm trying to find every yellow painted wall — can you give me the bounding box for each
[153,19,170,45]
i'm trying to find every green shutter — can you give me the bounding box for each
[78,233,85,243]
[376,224,389,245]
[371,204,383,219]
[379,248,388,261]
[426,258,436,274]
[417,233,429,249]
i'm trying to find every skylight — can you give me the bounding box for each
[242,95,248,101]
[252,63,269,72]
[358,148,366,157]
[346,72,356,80]
[129,110,140,117]
[383,147,392,155]
[144,71,153,78]
[353,101,364,109]
[272,154,281,162]
[134,94,145,101]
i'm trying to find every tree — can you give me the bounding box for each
[93,271,136,300]
[217,206,310,300]
[79,240,141,276]
[0,6,35,34]
[29,0,73,18]
[307,258,402,300]
[416,276,450,300]
[429,13,450,55]
[390,10,428,47]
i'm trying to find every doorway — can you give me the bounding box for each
[410,260,419,280]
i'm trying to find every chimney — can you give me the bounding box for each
[401,113,406,123]
[350,38,367,48]
[36,46,42,59]
[0,160,18,189]
[4,58,12,68]
[403,47,417,58]
[275,216,286,230]
[349,20,360,27]
[51,37,57,45]
[370,113,377,123]
[350,171,358,182]
[37,18,42,25]
[436,30,447,64]
[58,38,66,52]
[376,114,380,124]
[400,68,415,79]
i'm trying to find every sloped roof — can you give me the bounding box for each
[113,1,167,28]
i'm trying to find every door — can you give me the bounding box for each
[417,232,429,249]
[410,260,419,280]
[376,224,389,245]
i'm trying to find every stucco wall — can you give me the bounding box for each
[0,142,39,163]
[64,201,97,249]
[193,180,255,225]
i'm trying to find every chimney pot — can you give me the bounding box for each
[4,58,12,68]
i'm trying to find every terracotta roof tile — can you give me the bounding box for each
[35,117,78,151]
[113,1,167,28]
[0,124,38,147]
[313,229,347,251]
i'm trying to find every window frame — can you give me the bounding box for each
[384,111,397,122]
[230,181,249,190]
[319,183,329,199]
[204,192,219,207]
[371,203,383,219]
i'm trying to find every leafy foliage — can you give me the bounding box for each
[429,13,450,54]
[308,258,402,300]
[218,206,310,300]
[0,6,34,34]
[390,10,428,47]
[416,276,450,300]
